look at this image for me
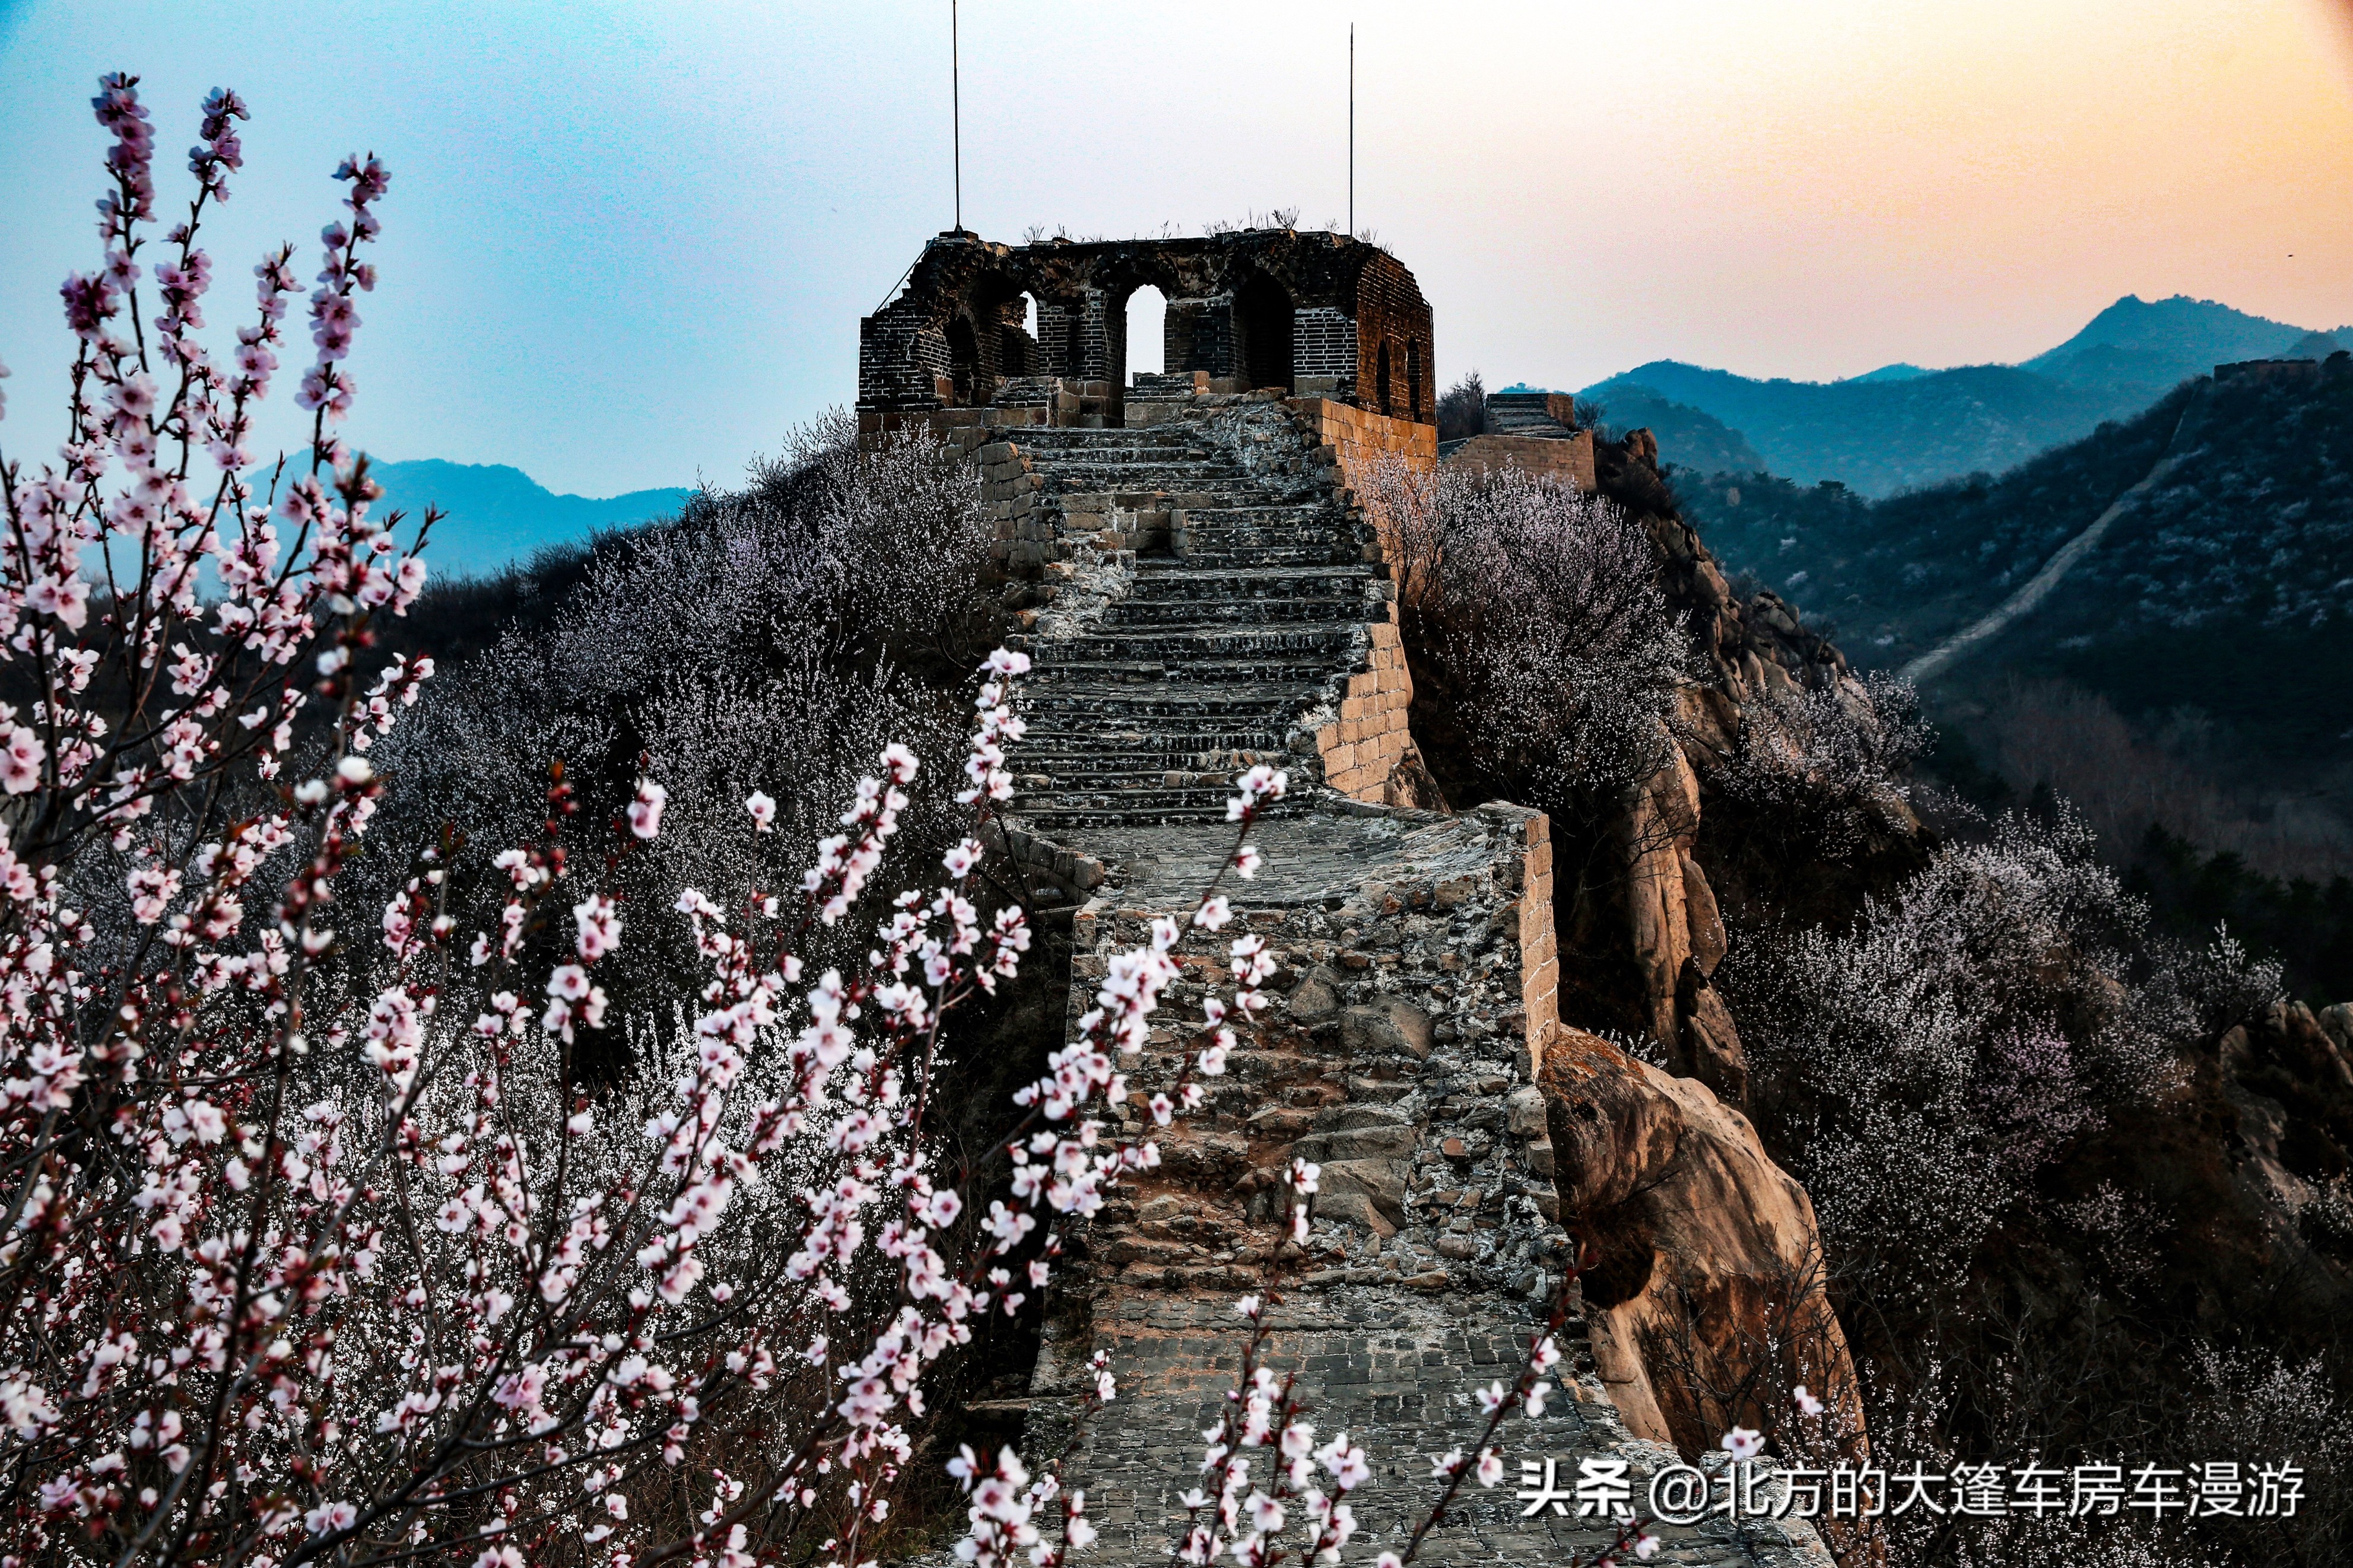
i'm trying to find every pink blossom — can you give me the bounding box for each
[628,778,668,838]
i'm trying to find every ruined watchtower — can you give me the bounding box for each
[856,227,1434,426]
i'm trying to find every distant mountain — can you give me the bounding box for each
[1582,383,1764,475]
[1677,360,2353,770]
[1583,294,2340,497]
[355,460,691,579]
[1584,359,2138,496]
[2020,294,2321,392]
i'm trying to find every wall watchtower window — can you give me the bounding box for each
[1236,273,1295,394]
[1124,285,1167,384]
[945,315,979,406]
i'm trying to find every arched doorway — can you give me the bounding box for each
[1235,272,1294,394]
[945,315,979,405]
[1125,285,1167,384]
[1000,293,1042,380]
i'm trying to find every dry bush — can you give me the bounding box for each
[1365,455,1691,807]
[1434,370,1487,443]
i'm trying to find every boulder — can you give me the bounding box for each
[1313,1156,1409,1236]
[1339,998,1434,1060]
[1539,1028,1867,1469]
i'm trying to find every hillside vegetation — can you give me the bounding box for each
[1673,357,2353,991]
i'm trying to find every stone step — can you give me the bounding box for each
[1177,516,1348,542]
[1009,427,1198,447]
[1176,519,1339,538]
[989,405,1376,830]
[1017,802,1284,829]
[1172,548,1360,569]
[1020,783,1262,813]
[1007,748,1279,775]
[1041,626,1359,661]
[1027,656,1345,685]
[1018,682,1325,719]
[1014,731,1293,759]
[1179,503,1344,522]
[1103,597,1367,628]
[1037,462,1252,486]
[1124,564,1373,599]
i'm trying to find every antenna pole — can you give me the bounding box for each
[1348,24,1355,237]
[952,0,963,232]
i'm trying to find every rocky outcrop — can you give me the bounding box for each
[2179,998,2353,1316]
[1538,1029,1864,1453]
[1586,428,1925,1106]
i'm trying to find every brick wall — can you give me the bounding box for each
[1353,252,1437,424]
[859,231,1440,422]
[1276,399,1439,807]
[1293,305,1357,399]
[1444,431,1599,491]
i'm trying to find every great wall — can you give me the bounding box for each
[859,228,1846,1566]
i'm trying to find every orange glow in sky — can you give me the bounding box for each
[2,0,2348,491]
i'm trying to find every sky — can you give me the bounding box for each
[2,0,2351,498]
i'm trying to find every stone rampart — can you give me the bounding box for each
[1024,811,1831,1566]
[1446,431,1599,492]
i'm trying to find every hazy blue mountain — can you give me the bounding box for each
[1582,383,1764,475]
[2021,294,2316,392]
[1580,294,2339,496]
[354,460,691,579]
[1582,359,2133,495]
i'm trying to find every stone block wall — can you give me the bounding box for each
[1290,396,1440,494]
[1290,397,1441,619]
[1311,614,1417,803]
[1445,431,1599,492]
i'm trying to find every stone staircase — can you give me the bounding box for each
[954,404,1834,1568]
[1002,418,1391,834]
[1483,389,1580,439]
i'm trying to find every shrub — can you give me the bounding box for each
[1367,456,1691,808]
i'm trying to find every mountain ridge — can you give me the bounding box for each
[1580,293,2343,495]
[341,458,692,579]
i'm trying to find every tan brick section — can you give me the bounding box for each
[1282,399,1437,807]
[1446,431,1599,491]
[1288,395,1439,495]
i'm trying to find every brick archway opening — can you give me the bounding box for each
[1123,284,1167,384]
[945,314,979,405]
[1236,271,1294,394]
